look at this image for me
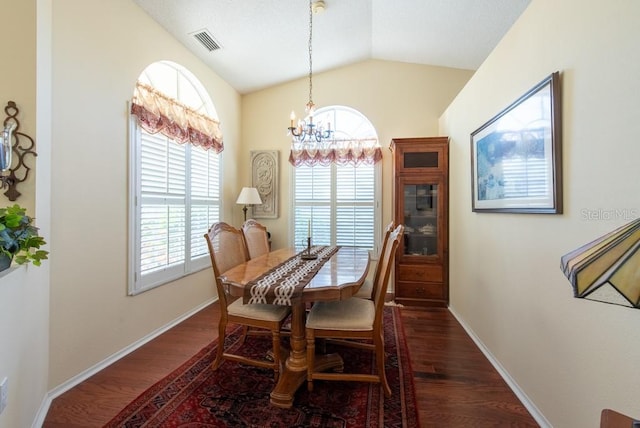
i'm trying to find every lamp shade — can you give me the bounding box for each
[236,187,262,205]
[560,218,640,308]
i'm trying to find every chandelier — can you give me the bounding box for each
[287,0,334,144]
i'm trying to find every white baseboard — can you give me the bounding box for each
[448,306,551,428]
[32,299,216,428]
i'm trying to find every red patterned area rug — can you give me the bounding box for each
[105,306,418,428]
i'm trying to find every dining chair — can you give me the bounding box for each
[241,219,271,259]
[353,221,395,300]
[305,224,404,397]
[204,222,291,380]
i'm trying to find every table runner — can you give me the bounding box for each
[243,245,340,306]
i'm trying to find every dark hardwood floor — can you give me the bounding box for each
[43,303,539,427]
[401,307,539,427]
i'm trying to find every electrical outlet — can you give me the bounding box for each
[0,377,7,414]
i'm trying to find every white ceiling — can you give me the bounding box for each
[132,0,531,94]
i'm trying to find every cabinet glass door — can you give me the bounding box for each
[402,182,438,257]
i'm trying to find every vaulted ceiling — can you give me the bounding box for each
[133,0,531,94]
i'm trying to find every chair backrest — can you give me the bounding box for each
[372,221,395,281]
[371,224,404,325]
[242,219,270,259]
[204,222,249,310]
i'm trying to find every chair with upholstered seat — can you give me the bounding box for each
[241,219,271,259]
[353,221,395,299]
[305,224,404,396]
[204,222,291,380]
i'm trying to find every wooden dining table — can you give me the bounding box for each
[219,245,370,408]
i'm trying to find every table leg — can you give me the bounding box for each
[269,301,343,408]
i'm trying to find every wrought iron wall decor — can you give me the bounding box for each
[0,101,37,201]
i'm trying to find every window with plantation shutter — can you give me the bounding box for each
[292,106,380,253]
[336,164,375,249]
[129,61,222,295]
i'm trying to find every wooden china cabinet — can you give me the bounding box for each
[391,137,449,307]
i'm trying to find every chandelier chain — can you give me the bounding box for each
[288,0,334,144]
[307,0,313,108]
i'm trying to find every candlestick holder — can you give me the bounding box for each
[301,236,318,260]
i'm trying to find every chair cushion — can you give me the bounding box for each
[228,299,290,322]
[306,298,375,331]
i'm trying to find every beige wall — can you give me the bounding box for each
[48,0,241,389]
[440,0,640,426]
[0,1,49,427]
[0,0,36,212]
[241,59,473,250]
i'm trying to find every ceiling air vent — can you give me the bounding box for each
[191,29,221,52]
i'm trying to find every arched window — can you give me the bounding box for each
[291,106,382,252]
[128,61,222,295]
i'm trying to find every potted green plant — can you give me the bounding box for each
[0,204,48,271]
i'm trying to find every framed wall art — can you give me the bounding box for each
[251,150,279,218]
[471,71,562,214]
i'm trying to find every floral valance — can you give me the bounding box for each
[289,137,382,167]
[131,82,223,153]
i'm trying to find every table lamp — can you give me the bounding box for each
[236,187,262,222]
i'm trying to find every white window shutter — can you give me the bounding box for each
[294,163,376,249]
